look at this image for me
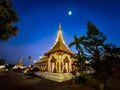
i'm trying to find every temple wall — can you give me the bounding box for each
[35,71,73,82]
[48,52,73,73]
[34,57,48,71]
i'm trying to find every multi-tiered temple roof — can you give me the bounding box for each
[35,25,76,82]
[45,24,74,56]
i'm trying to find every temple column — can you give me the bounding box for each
[52,62,54,72]
[50,62,52,72]
[66,62,69,72]
[48,60,50,72]
[59,55,60,73]
[61,61,64,73]
[57,55,59,73]
[60,55,62,73]
[69,59,72,72]
[68,62,69,72]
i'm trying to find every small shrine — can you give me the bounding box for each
[35,24,75,82]
[13,56,23,69]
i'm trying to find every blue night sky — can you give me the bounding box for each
[0,0,120,65]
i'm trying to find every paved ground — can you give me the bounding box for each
[0,71,80,90]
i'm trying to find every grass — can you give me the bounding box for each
[69,73,120,90]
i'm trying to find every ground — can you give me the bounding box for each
[0,71,120,90]
[0,71,79,90]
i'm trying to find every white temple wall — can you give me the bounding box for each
[61,53,73,72]
[47,52,73,73]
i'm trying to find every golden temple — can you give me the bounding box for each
[35,24,75,73]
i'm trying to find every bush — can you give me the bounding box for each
[85,75,97,84]
[77,76,87,84]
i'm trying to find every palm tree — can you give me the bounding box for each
[69,35,82,51]
[27,56,31,66]
[69,35,86,73]
[0,0,18,41]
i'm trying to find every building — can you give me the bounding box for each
[13,56,23,69]
[35,24,76,82]
[0,59,5,71]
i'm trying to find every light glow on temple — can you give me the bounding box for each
[34,24,76,82]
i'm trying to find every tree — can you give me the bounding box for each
[103,43,120,58]
[84,21,107,72]
[0,0,18,41]
[0,59,5,65]
[69,35,87,73]
[102,43,120,76]
[27,56,31,66]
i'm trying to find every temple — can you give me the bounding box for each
[35,24,75,82]
[13,56,23,69]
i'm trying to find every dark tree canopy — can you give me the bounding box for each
[102,43,120,76]
[27,56,31,66]
[82,21,107,72]
[69,35,87,73]
[69,21,120,84]
[0,59,5,65]
[0,0,18,41]
[85,21,107,55]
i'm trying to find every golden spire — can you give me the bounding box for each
[58,23,62,30]
[15,56,23,68]
[55,24,65,45]
[17,56,23,65]
[45,24,74,56]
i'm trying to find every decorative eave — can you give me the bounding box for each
[45,24,74,56]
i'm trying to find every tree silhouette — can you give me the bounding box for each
[27,56,31,66]
[83,21,107,72]
[0,59,5,65]
[102,43,120,76]
[0,0,18,41]
[69,35,87,73]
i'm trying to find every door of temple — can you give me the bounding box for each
[50,56,57,73]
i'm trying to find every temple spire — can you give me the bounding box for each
[45,24,74,56]
[14,56,23,69]
[58,23,62,30]
[55,24,64,44]
[16,56,23,65]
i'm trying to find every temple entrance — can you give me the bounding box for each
[63,56,69,73]
[50,56,57,73]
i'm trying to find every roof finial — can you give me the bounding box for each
[58,23,62,30]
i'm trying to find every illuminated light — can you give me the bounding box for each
[21,66,24,69]
[34,60,37,63]
[39,56,42,59]
[68,11,72,16]
[0,65,5,68]
[13,66,16,69]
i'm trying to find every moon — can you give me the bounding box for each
[68,11,72,16]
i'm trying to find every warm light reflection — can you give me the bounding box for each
[34,60,37,63]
